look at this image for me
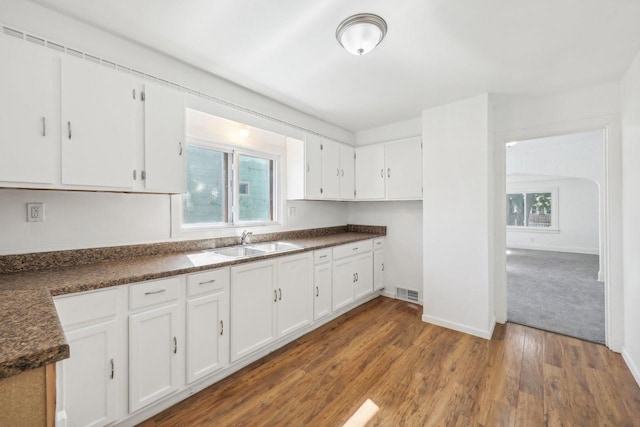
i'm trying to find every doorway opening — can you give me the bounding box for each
[505,130,605,343]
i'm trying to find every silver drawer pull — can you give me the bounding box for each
[220,320,224,336]
[110,358,114,379]
[173,337,177,354]
[352,247,359,251]
[42,117,46,137]
[274,289,278,302]
[382,263,385,271]
[67,121,72,139]
[316,286,319,297]
[319,255,327,259]
[199,279,216,285]
[144,289,166,296]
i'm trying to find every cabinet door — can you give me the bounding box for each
[57,320,118,427]
[339,144,355,200]
[305,134,323,199]
[374,250,385,291]
[61,58,135,188]
[276,253,313,337]
[143,83,186,193]
[0,36,56,184]
[355,144,385,199]
[230,260,276,362]
[332,258,355,311]
[354,253,374,300]
[314,262,332,320]
[186,289,228,384]
[321,139,340,199]
[385,138,423,199]
[129,304,181,412]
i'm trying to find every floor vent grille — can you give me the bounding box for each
[396,287,419,303]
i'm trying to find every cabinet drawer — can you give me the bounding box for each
[373,238,385,250]
[187,268,229,298]
[55,288,119,328]
[333,240,373,260]
[129,276,181,310]
[314,249,332,264]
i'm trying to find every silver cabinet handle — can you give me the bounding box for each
[42,117,46,137]
[199,279,216,285]
[144,289,166,296]
[382,263,385,271]
[179,142,183,156]
[352,247,358,251]
[220,320,224,336]
[67,121,72,139]
[337,168,340,176]
[341,169,344,177]
[133,170,137,180]
[380,169,383,178]
[141,170,146,181]
[316,286,319,297]
[355,273,359,282]
[110,358,114,379]
[278,288,282,301]
[319,254,327,259]
[353,273,356,283]
[274,289,278,302]
[132,89,136,99]
[307,163,310,173]
[173,337,177,354]
[388,168,391,178]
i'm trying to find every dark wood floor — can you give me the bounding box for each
[140,297,640,426]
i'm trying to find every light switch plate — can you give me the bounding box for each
[27,203,45,222]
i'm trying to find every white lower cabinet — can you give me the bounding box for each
[276,253,313,336]
[374,238,385,291]
[230,260,277,362]
[186,268,230,384]
[314,250,333,320]
[128,277,184,413]
[54,288,122,427]
[332,241,374,311]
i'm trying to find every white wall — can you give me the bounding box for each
[506,178,600,254]
[354,117,422,146]
[493,82,623,351]
[347,201,422,298]
[0,1,353,255]
[421,94,495,339]
[621,48,640,386]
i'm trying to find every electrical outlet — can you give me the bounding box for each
[27,203,45,222]
[288,206,297,217]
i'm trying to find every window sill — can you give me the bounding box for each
[506,227,560,234]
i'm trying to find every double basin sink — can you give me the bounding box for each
[207,241,301,259]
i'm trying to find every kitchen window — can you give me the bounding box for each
[506,189,558,230]
[181,139,278,229]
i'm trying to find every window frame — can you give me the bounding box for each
[506,186,559,232]
[174,136,281,235]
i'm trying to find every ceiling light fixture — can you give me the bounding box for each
[336,13,387,56]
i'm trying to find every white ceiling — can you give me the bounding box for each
[29,0,640,132]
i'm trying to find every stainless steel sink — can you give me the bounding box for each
[250,242,300,252]
[210,246,268,258]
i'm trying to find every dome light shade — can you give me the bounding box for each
[336,14,387,56]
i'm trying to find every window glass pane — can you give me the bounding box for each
[183,146,227,224]
[238,154,273,222]
[506,193,525,227]
[526,192,552,228]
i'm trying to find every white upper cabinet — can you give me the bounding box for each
[321,139,340,199]
[0,36,56,184]
[61,57,135,188]
[286,135,355,201]
[355,137,423,200]
[355,144,386,200]
[385,137,422,199]
[142,82,186,194]
[339,144,355,200]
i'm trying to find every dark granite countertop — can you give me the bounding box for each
[0,225,385,379]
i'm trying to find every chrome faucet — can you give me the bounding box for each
[241,230,253,245]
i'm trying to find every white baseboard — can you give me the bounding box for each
[421,314,495,340]
[507,243,598,255]
[622,348,640,388]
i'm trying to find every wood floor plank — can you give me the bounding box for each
[139,297,640,427]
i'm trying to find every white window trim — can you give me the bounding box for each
[506,186,559,232]
[170,136,285,239]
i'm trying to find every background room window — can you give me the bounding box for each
[183,146,228,225]
[507,191,553,228]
